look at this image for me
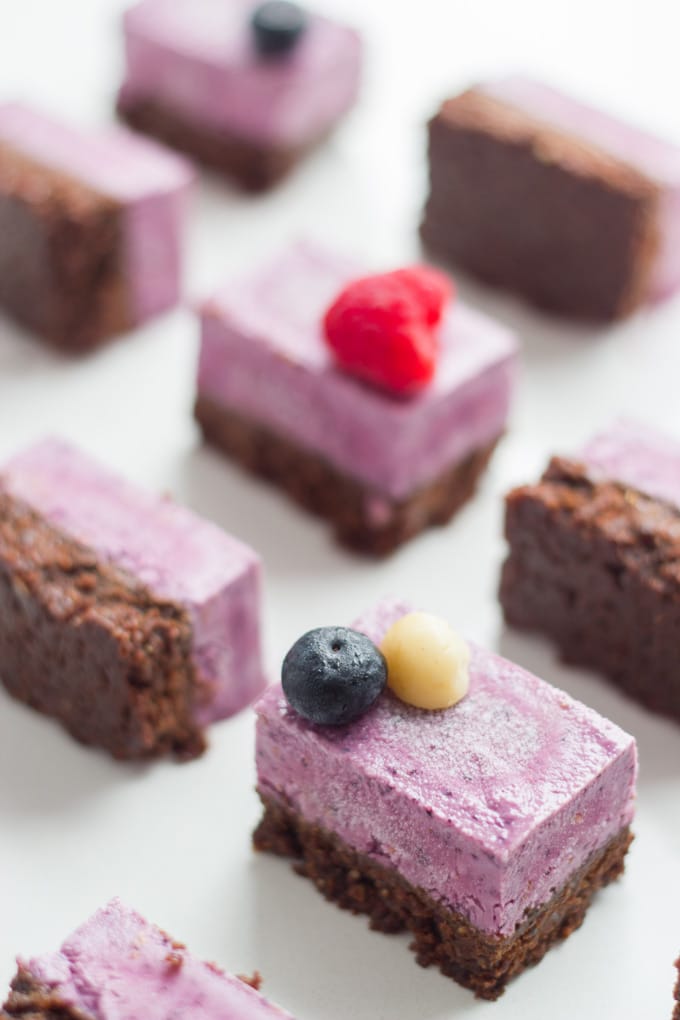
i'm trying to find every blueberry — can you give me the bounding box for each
[251,2,307,58]
[282,626,387,726]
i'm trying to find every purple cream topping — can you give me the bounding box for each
[255,597,637,936]
[197,241,518,501]
[23,899,293,1019]
[0,102,194,321]
[1,439,266,725]
[580,419,680,511]
[118,0,362,147]
[478,76,680,302]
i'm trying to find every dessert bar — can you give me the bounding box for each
[501,420,680,724]
[0,439,264,760]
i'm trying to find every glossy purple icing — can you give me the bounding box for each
[478,76,680,302]
[23,899,293,1019]
[580,419,680,511]
[197,241,517,501]
[118,0,362,147]
[255,598,637,936]
[1,439,265,725]
[0,102,193,321]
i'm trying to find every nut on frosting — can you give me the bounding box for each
[380,611,470,710]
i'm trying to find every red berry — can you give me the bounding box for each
[323,266,453,396]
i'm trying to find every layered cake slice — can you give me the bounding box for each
[422,75,680,320]
[195,240,518,555]
[0,103,193,352]
[0,899,293,1019]
[254,598,637,999]
[501,420,680,724]
[117,0,362,191]
[0,439,264,760]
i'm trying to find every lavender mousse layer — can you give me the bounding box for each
[580,419,680,509]
[478,77,680,302]
[117,0,362,188]
[0,103,193,345]
[1,899,293,1020]
[255,598,637,940]
[196,241,517,552]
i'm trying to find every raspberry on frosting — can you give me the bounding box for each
[323,266,453,396]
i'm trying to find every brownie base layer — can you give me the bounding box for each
[0,141,132,352]
[195,395,499,556]
[421,90,659,321]
[0,489,206,760]
[253,794,632,1000]
[500,457,680,724]
[118,98,318,192]
[1,968,93,1020]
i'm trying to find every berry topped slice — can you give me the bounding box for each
[323,265,453,396]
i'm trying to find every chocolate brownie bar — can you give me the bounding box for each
[0,103,192,352]
[420,76,680,320]
[117,0,362,191]
[254,598,637,999]
[0,439,264,760]
[195,241,517,556]
[1,899,293,1018]
[500,421,680,723]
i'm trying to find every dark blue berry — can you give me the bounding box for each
[251,2,307,58]
[282,626,387,726]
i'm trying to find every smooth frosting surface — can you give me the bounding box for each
[25,899,292,1019]
[478,76,680,301]
[0,102,193,320]
[198,241,518,500]
[119,0,362,146]
[580,419,680,511]
[2,439,265,724]
[255,598,637,935]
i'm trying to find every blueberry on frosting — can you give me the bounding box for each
[282,626,387,726]
[251,2,307,57]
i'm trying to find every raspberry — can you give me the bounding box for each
[323,266,453,396]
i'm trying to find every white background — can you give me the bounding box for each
[1,1,679,1017]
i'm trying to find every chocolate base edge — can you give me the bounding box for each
[420,91,659,322]
[0,490,206,761]
[118,98,321,193]
[500,457,680,725]
[253,793,632,1001]
[194,396,499,557]
[1,968,94,1020]
[0,141,133,353]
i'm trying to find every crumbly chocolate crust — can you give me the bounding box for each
[500,457,680,724]
[118,98,316,192]
[0,141,132,352]
[254,793,632,1000]
[194,395,499,556]
[0,968,93,1020]
[0,489,206,760]
[421,90,660,321]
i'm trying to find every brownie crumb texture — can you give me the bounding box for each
[500,457,680,724]
[421,90,660,321]
[253,794,632,1001]
[1,968,93,1020]
[0,141,132,351]
[195,396,499,556]
[0,490,206,760]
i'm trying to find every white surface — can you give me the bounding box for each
[0,1,679,1017]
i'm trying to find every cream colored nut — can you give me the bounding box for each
[380,612,470,710]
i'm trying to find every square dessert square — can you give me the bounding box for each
[195,240,517,555]
[0,899,293,1019]
[501,420,680,724]
[0,103,193,352]
[0,439,265,760]
[421,76,680,320]
[117,0,362,191]
[254,598,637,1000]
